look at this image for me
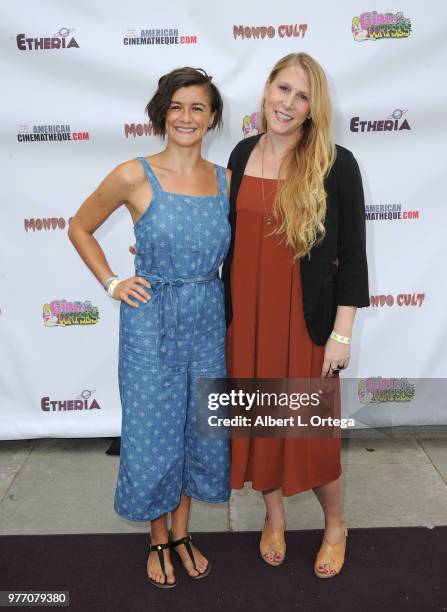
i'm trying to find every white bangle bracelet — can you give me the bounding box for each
[107,278,121,297]
[330,331,352,345]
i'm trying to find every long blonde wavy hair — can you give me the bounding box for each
[260,53,336,260]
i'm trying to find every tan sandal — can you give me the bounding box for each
[259,515,286,567]
[314,525,348,578]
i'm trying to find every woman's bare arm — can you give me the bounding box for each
[68,161,150,306]
[68,163,134,283]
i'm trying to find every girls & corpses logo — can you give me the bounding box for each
[358,377,415,403]
[242,112,259,138]
[43,300,99,327]
[352,11,411,41]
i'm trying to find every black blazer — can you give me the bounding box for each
[221,134,370,346]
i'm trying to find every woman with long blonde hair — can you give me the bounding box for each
[222,52,369,577]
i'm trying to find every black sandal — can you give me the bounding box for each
[147,537,177,589]
[169,531,212,580]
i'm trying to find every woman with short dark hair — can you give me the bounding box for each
[68,67,231,588]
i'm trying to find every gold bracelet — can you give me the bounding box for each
[330,331,352,345]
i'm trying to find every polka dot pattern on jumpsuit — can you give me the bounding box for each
[114,158,231,521]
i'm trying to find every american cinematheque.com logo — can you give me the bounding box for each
[43,300,100,327]
[16,27,79,50]
[365,204,420,221]
[123,28,197,46]
[17,124,89,143]
[351,11,411,41]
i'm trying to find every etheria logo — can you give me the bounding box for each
[16,27,79,50]
[352,11,411,41]
[43,300,100,327]
[350,109,410,133]
[41,389,101,412]
[358,378,415,403]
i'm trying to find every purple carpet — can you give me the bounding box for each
[0,527,445,611]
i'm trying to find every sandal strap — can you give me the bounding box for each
[170,533,197,571]
[169,533,192,548]
[147,540,170,578]
[315,535,347,573]
[148,541,170,552]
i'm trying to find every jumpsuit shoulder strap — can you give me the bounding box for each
[215,165,228,199]
[137,157,163,193]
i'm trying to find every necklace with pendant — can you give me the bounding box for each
[261,136,277,226]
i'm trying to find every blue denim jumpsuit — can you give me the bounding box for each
[114,158,230,521]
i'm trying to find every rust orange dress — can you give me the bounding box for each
[227,175,341,496]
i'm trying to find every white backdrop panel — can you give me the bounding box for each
[1,1,446,439]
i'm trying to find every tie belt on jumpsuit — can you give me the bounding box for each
[144,271,219,373]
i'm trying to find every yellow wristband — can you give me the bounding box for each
[330,331,352,345]
[107,278,121,297]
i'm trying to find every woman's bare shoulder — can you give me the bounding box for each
[112,158,146,189]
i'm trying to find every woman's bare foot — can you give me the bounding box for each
[147,546,176,585]
[316,521,347,576]
[170,533,209,577]
[263,510,286,564]
[262,488,286,564]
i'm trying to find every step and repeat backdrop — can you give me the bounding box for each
[1,1,446,439]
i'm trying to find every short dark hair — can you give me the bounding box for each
[146,67,223,137]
